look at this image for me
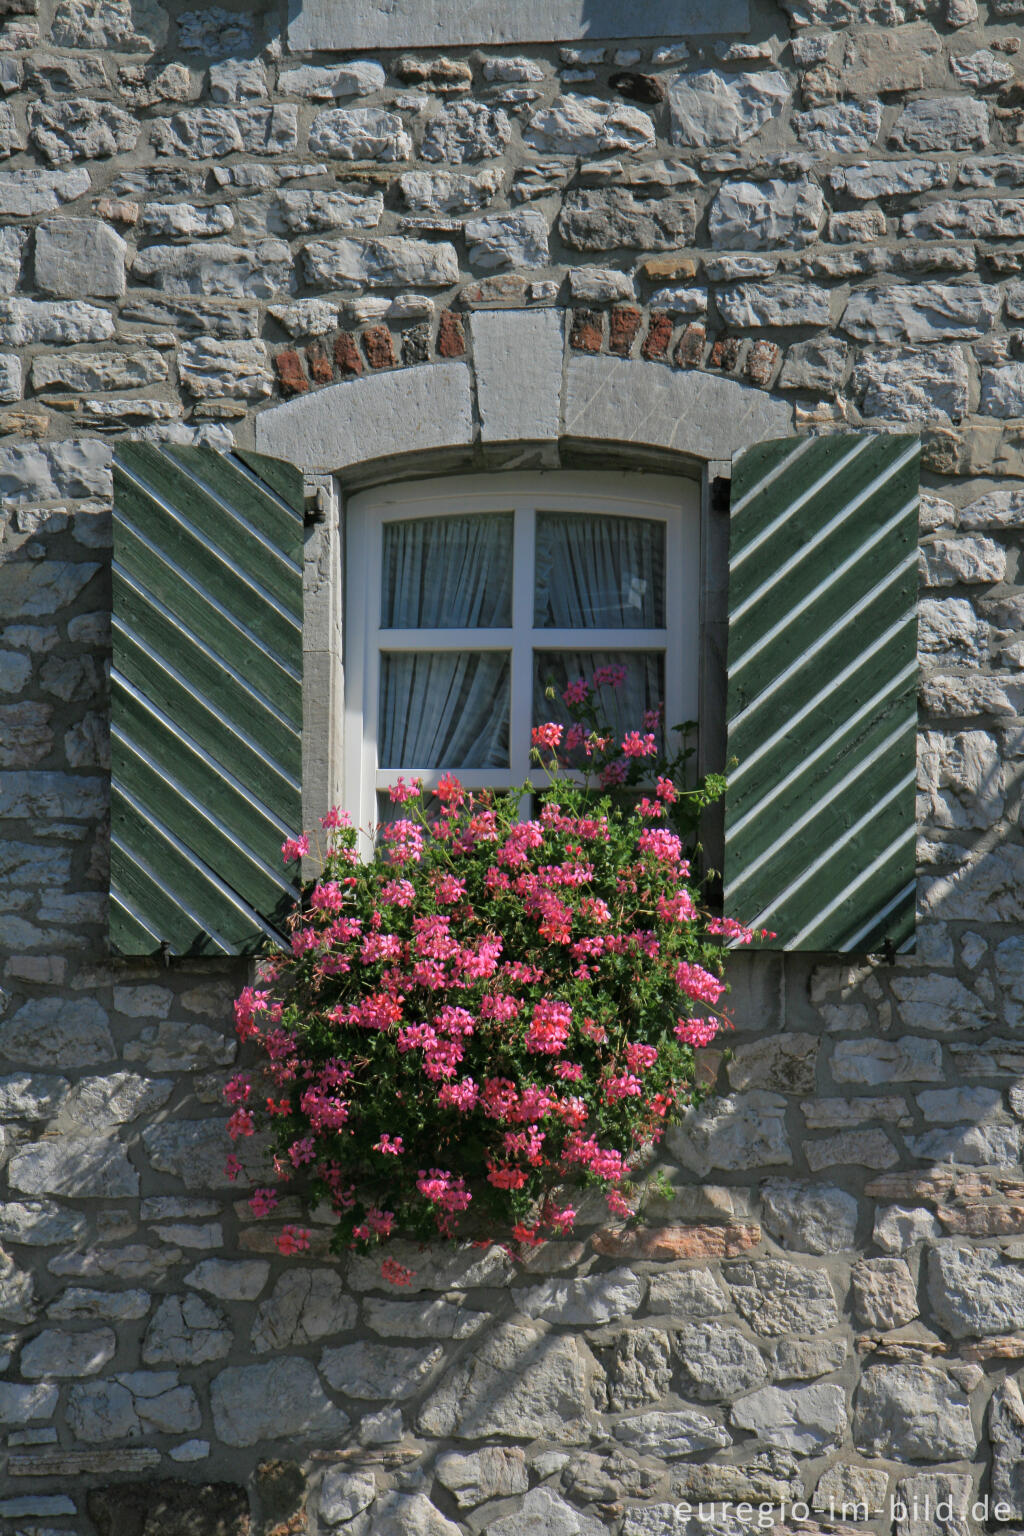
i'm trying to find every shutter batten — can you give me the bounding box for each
[723,433,919,954]
[110,444,304,957]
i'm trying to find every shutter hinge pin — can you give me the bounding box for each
[304,486,328,526]
[157,940,173,968]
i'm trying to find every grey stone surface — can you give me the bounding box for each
[732,1384,847,1455]
[830,161,950,201]
[20,1328,115,1378]
[251,1269,356,1351]
[668,69,790,148]
[320,1342,442,1399]
[794,102,883,153]
[615,1409,732,1458]
[276,189,383,234]
[435,1447,527,1510]
[471,309,562,443]
[304,237,459,289]
[850,1258,919,1328]
[486,1486,607,1536]
[929,1243,1024,1338]
[982,364,1024,419]
[465,210,549,269]
[309,108,413,162]
[674,1323,768,1401]
[717,283,831,328]
[890,97,988,151]
[526,98,655,154]
[831,1037,942,1085]
[647,1267,728,1316]
[842,283,1001,343]
[854,345,969,424]
[422,102,512,163]
[760,1180,859,1254]
[177,340,273,401]
[290,0,747,48]
[559,189,696,252]
[319,1467,377,1524]
[709,180,824,251]
[726,1261,839,1336]
[991,1378,1024,1519]
[670,1092,791,1176]
[279,61,385,99]
[854,1365,975,1462]
[30,100,138,165]
[518,1267,644,1325]
[211,1358,350,1447]
[32,349,167,393]
[257,362,474,471]
[418,1324,595,1443]
[770,1338,848,1381]
[143,1294,232,1366]
[8,1138,138,1199]
[0,298,115,345]
[604,1327,673,1410]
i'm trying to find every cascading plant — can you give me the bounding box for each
[225,667,764,1281]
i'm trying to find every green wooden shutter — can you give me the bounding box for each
[723,433,919,954]
[110,444,304,957]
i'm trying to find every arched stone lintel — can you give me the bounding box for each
[254,310,795,478]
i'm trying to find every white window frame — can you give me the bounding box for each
[342,469,701,838]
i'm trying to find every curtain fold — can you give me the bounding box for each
[534,513,665,629]
[382,512,513,628]
[380,652,510,768]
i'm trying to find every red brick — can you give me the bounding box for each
[641,310,673,361]
[674,323,706,368]
[362,326,396,369]
[609,304,642,356]
[592,1222,762,1260]
[333,331,363,376]
[274,349,308,396]
[745,338,781,389]
[306,339,333,385]
[436,309,465,358]
[708,335,741,373]
[570,308,603,352]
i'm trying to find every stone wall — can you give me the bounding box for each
[2,0,1024,1531]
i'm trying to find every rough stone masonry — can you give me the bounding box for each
[2,0,1024,1532]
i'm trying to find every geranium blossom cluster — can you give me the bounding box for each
[231,681,752,1264]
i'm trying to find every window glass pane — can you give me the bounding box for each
[534,513,665,628]
[382,513,513,628]
[533,650,664,741]
[380,652,510,768]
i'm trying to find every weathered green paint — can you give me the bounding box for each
[110,444,303,957]
[723,433,919,955]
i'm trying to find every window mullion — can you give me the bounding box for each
[510,503,535,788]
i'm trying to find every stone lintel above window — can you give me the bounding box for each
[287,0,750,52]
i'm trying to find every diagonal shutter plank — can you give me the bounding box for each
[724,433,919,955]
[111,443,304,957]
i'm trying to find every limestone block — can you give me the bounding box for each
[177,339,273,400]
[675,1323,768,1401]
[0,998,113,1066]
[131,240,292,298]
[793,101,882,153]
[465,210,549,269]
[399,167,503,213]
[854,1365,975,1461]
[303,237,458,289]
[211,1358,349,1447]
[20,1328,116,1378]
[902,200,1024,240]
[421,102,512,162]
[320,1342,442,1399]
[152,107,299,158]
[435,1447,527,1510]
[982,364,1024,418]
[709,179,824,250]
[850,1258,919,1328]
[59,1073,172,1128]
[732,1384,847,1455]
[275,189,383,234]
[843,282,1000,343]
[251,1270,357,1352]
[470,308,562,442]
[208,58,268,103]
[668,69,790,148]
[525,96,655,153]
[255,364,474,472]
[760,1180,859,1254]
[140,202,234,238]
[830,160,949,200]
[615,1409,732,1458]
[517,1267,644,1325]
[726,1260,839,1335]
[309,107,412,161]
[669,1091,791,1175]
[417,1324,595,1442]
[929,1243,1024,1337]
[854,344,969,424]
[319,1467,377,1524]
[717,282,830,327]
[559,188,695,250]
[891,98,989,151]
[278,61,385,98]
[29,101,138,165]
[991,1379,1024,1518]
[8,1138,139,1199]
[0,299,114,345]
